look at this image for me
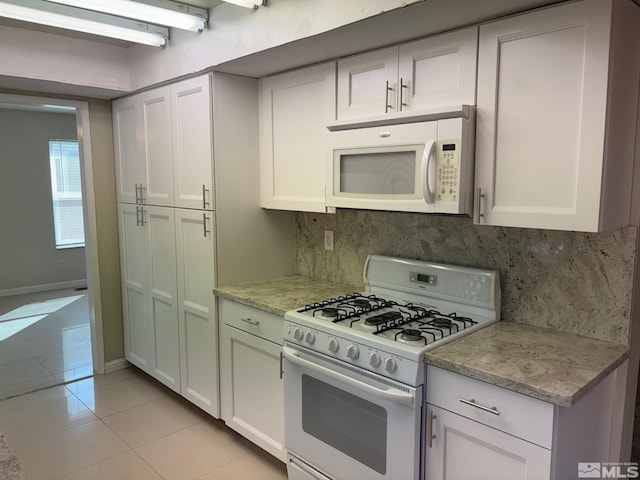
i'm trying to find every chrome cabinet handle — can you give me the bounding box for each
[476,187,486,223]
[203,213,211,237]
[427,406,437,448]
[240,317,260,326]
[459,398,500,416]
[134,183,140,204]
[400,77,408,111]
[139,207,146,226]
[202,184,210,209]
[384,80,393,113]
[135,206,140,226]
[279,351,284,380]
[139,185,146,204]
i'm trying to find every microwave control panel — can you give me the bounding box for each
[436,140,461,203]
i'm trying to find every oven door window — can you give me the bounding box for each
[301,374,387,474]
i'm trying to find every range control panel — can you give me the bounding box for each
[435,140,461,203]
[283,320,421,386]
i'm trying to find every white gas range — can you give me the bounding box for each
[282,254,500,480]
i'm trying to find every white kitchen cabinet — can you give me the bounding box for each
[117,203,180,393]
[337,27,477,121]
[220,299,285,461]
[113,86,174,207]
[116,72,295,419]
[259,62,336,213]
[474,0,640,231]
[175,208,218,417]
[113,75,213,210]
[118,203,151,370]
[425,364,623,480]
[426,404,551,480]
[113,96,141,205]
[171,76,214,211]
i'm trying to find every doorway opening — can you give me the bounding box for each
[0,94,104,399]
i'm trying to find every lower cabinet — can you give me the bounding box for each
[118,203,219,417]
[118,203,180,392]
[426,404,551,480]
[220,299,285,461]
[425,364,623,480]
[175,209,218,417]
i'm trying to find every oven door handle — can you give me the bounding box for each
[282,346,416,408]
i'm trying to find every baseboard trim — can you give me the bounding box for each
[0,280,87,298]
[104,358,130,374]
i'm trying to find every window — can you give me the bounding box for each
[49,140,85,249]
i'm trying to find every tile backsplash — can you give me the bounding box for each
[296,210,637,345]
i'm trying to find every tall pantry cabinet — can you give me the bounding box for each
[113,73,295,418]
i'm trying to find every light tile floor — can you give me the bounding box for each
[0,289,92,399]
[0,368,287,480]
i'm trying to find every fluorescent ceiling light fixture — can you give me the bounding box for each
[45,0,208,32]
[221,0,264,9]
[0,0,168,46]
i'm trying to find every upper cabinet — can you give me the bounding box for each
[113,74,214,210]
[259,62,336,213]
[171,76,214,211]
[337,27,478,121]
[474,0,640,232]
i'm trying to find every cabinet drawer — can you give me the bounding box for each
[220,299,284,345]
[426,365,554,448]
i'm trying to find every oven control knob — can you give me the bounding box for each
[293,327,304,341]
[384,357,397,373]
[328,338,339,352]
[369,352,381,368]
[346,345,360,360]
[305,331,315,345]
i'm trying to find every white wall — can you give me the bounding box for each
[126,0,421,89]
[0,24,131,94]
[0,108,86,291]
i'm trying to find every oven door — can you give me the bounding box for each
[282,343,423,480]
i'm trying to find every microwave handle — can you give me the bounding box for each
[421,141,436,204]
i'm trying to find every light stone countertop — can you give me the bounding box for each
[214,276,629,408]
[425,321,629,407]
[213,275,357,317]
[0,431,25,480]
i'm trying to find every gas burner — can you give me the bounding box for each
[350,299,372,309]
[399,329,425,342]
[316,307,339,319]
[366,312,402,326]
[429,318,453,328]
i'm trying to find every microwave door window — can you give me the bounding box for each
[339,151,416,196]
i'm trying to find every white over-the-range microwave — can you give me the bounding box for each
[326,106,475,215]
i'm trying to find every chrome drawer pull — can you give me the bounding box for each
[240,317,260,326]
[426,406,437,448]
[459,398,500,416]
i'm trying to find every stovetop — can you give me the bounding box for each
[283,255,500,385]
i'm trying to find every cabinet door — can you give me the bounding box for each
[171,75,214,210]
[398,27,477,112]
[337,47,398,120]
[220,323,284,461]
[474,0,611,231]
[139,87,174,207]
[425,405,551,480]
[117,203,152,372]
[145,206,179,392]
[113,97,142,204]
[175,208,219,417]
[259,62,336,212]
